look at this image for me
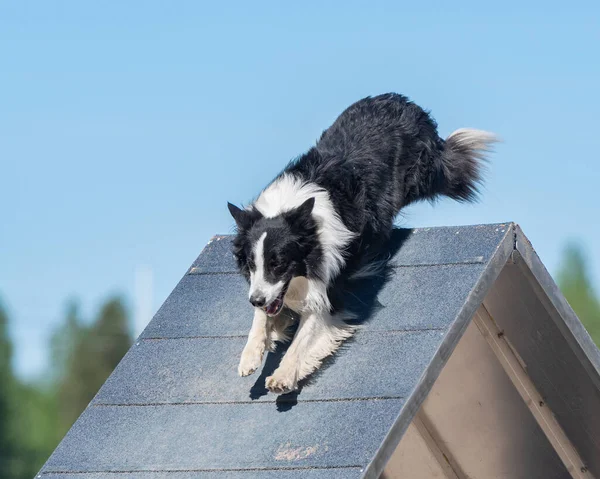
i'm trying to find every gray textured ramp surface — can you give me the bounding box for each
[40,223,514,477]
[41,471,361,479]
[43,401,403,471]
[142,264,485,338]
[94,331,444,404]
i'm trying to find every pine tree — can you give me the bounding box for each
[557,243,600,346]
[88,297,132,385]
[50,300,83,383]
[53,297,132,437]
[0,299,60,478]
[0,299,16,478]
[12,383,60,479]
[51,301,86,437]
[2,296,132,477]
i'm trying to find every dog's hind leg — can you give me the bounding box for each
[238,308,269,377]
[265,311,354,394]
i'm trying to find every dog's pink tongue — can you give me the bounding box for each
[266,299,280,316]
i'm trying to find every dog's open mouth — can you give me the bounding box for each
[264,290,285,317]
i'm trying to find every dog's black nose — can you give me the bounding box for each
[249,295,266,308]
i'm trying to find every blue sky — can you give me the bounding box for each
[1,1,599,379]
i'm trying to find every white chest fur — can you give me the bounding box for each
[283,276,309,313]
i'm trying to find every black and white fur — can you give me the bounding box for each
[227,93,496,394]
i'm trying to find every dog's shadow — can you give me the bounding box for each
[249,341,302,412]
[249,228,411,411]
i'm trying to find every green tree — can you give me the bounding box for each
[1,298,62,478]
[51,301,87,437]
[87,297,132,389]
[11,383,59,479]
[50,300,83,384]
[557,243,600,346]
[0,295,133,476]
[53,297,132,437]
[0,299,17,478]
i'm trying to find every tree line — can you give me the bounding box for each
[0,297,131,478]
[1,243,600,477]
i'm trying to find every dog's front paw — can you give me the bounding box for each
[238,348,263,377]
[266,370,298,394]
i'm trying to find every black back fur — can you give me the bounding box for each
[286,93,486,240]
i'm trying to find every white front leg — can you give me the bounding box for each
[265,310,354,394]
[238,308,269,377]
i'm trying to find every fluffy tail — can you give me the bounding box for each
[440,128,498,202]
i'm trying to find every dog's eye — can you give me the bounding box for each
[247,258,256,270]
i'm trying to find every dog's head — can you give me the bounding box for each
[227,197,318,316]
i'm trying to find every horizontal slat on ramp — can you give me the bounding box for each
[141,264,484,338]
[43,400,403,473]
[191,224,511,273]
[94,330,446,405]
[40,470,361,479]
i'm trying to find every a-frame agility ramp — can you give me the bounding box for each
[38,223,600,478]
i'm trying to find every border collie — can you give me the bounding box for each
[227,93,496,394]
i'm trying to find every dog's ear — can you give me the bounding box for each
[284,197,315,226]
[228,202,256,230]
